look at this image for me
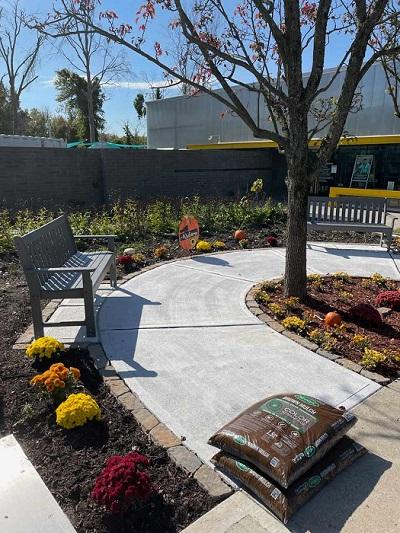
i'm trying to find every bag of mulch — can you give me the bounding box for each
[212,436,367,524]
[208,393,357,488]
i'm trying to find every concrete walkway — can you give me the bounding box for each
[183,383,400,533]
[97,243,398,463]
[0,435,76,533]
[35,242,400,532]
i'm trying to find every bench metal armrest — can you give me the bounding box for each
[74,234,116,252]
[31,267,96,273]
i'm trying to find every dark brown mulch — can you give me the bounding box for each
[259,275,400,379]
[0,256,215,532]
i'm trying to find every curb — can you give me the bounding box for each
[245,282,392,386]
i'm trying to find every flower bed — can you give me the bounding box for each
[0,259,215,532]
[255,273,400,379]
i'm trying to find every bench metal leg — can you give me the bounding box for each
[82,272,96,337]
[110,259,117,288]
[31,295,44,339]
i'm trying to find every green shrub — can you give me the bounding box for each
[0,197,286,254]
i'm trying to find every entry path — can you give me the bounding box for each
[98,243,399,463]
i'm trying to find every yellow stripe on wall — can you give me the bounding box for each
[329,187,400,199]
[187,134,400,150]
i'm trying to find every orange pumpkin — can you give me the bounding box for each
[234,229,247,241]
[325,311,342,327]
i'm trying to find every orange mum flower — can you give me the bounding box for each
[70,367,81,380]
[59,369,69,380]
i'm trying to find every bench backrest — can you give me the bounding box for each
[14,215,77,288]
[308,196,388,225]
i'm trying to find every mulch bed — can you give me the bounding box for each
[0,256,215,532]
[257,275,400,380]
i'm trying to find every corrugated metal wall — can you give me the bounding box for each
[147,62,400,148]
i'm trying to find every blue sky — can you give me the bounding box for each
[7,1,352,135]
[12,0,176,135]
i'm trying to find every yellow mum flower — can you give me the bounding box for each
[26,337,64,359]
[56,393,101,429]
[196,240,212,252]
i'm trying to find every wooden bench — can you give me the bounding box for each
[307,196,397,250]
[15,214,117,339]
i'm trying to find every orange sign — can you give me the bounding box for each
[178,216,200,250]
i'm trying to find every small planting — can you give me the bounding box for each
[132,253,146,265]
[371,272,387,287]
[361,348,387,369]
[265,235,278,247]
[56,393,101,429]
[333,271,350,282]
[92,452,153,514]
[351,334,371,350]
[349,303,382,327]
[308,328,337,351]
[196,240,212,252]
[375,290,400,310]
[307,273,323,290]
[282,297,300,311]
[255,290,271,305]
[117,254,135,273]
[238,238,249,249]
[154,244,168,259]
[307,273,323,283]
[268,302,286,319]
[213,240,226,250]
[26,337,64,360]
[260,280,281,292]
[30,363,80,403]
[338,290,352,302]
[282,316,306,333]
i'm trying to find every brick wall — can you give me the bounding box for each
[0,147,287,209]
[102,148,286,202]
[0,148,102,209]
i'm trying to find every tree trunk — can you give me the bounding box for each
[10,87,19,135]
[86,74,96,143]
[284,160,310,299]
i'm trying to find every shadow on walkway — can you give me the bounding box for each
[307,243,391,261]
[289,451,392,533]
[100,286,160,378]
[192,255,231,267]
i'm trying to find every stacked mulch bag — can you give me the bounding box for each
[208,393,366,523]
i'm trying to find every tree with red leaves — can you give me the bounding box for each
[40,0,400,297]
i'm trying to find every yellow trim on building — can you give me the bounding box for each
[187,134,400,150]
[329,187,400,199]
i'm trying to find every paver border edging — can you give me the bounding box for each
[245,277,396,386]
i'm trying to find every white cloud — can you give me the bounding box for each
[104,80,177,89]
[40,77,176,90]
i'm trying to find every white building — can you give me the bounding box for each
[146,62,400,149]
[0,134,66,148]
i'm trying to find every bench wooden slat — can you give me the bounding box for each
[308,195,395,252]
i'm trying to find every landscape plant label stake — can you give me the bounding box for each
[178,216,199,251]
